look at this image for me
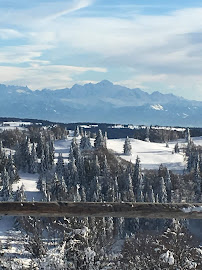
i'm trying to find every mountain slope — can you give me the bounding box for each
[0,81,202,126]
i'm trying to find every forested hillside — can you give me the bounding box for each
[0,122,201,269]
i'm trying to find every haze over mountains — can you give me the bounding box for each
[0,80,202,126]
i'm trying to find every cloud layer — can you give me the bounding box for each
[1,1,202,99]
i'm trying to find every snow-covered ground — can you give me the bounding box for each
[54,135,202,172]
[54,138,72,164]
[0,121,33,132]
[192,136,202,146]
[12,172,43,202]
[107,138,186,172]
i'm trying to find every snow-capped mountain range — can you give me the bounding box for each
[0,80,202,126]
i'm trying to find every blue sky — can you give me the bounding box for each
[1,0,202,100]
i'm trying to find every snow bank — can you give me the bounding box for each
[182,206,202,213]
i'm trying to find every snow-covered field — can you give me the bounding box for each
[13,172,43,202]
[54,138,72,164]
[192,136,202,146]
[54,135,202,172]
[0,121,33,132]
[108,138,186,172]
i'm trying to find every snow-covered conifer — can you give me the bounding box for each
[125,173,135,201]
[133,156,141,193]
[80,132,92,150]
[185,128,191,144]
[158,177,168,203]
[7,152,19,183]
[73,184,81,202]
[1,168,12,200]
[39,149,47,174]
[93,155,100,178]
[165,169,172,202]
[147,186,155,203]
[91,176,102,202]
[145,127,150,142]
[174,143,179,153]
[74,126,80,137]
[123,136,132,155]
[15,184,26,202]
[29,143,38,174]
[194,159,201,202]
[104,131,107,148]
[56,153,65,179]
[94,129,105,148]
[36,132,44,158]
[68,157,79,186]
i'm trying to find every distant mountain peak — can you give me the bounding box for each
[97,80,113,86]
[0,81,202,126]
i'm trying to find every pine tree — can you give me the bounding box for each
[0,140,3,156]
[136,174,144,202]
[56,153,65,179]
[123,136,132,155]
[73,184,81,202]
[93,155,100,178]
[145,127,150,142]
[36,132,44,158]
[133,156,141,194]
[80,185,87,202]
[71,137,81,164]
[1,168,12,201]
[185,128,191,144]
[29,143,38,174]
[94,130,105,148]
[68,157,79,186]
[20,136,31,172]
[15,184,26,202]
[103,131,107,148]
[147,186,155,203]
[158,177,168,203]
[91,176,102,202]
[105,177,116,202]
[7,152,19,183]
[51,173,61,200]
[194,158,201,202]
[39,149,47,174]
[74,126,80,137]
[78,155,86,185]
[125,173,135,201]
[174,143,179,153]
[80,132,92,150]
[48,140,55,167]
[37,171,46,191]
[165,169,172,202]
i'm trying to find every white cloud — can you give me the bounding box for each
[116,73,202,101]
[0,45,53,64]
[1,3,202,99]
[44,0,95,21]
[0,64,107,89]
[0,29,23,39]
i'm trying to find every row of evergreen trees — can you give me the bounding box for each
[0,141,19,201]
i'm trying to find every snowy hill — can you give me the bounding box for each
[0,81,202,126]
[107,138,186,172]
